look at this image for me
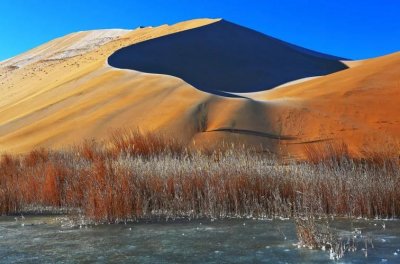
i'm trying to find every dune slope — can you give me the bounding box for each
[251,52,400,156]
[0,19,222,152]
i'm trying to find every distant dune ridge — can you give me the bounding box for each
[0,18,399,158]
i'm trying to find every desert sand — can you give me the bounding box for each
[0,18,399,158]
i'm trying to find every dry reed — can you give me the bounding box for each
[0,130,399,223]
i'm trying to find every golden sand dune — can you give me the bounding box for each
[0,19,219,152]
[256,51,400,156]
[0,18,399,157]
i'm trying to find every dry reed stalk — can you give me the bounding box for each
[0,131,399,223]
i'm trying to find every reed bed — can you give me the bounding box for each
[0,130,399,223]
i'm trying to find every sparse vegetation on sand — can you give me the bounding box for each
[1,129,399,224]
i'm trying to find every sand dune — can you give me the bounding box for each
[108,20,347,95]
[255,51,400,156]
[0,18,399,158]
[0,19,218,152]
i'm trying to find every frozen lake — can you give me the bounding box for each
[0,216,399,263]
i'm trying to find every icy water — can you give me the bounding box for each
[0,216,400,263]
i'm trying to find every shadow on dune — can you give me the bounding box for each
[108,20,348,96]
[206,128,296,140]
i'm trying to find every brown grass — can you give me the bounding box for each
[303,141,351,165]
[0,131,399,223]
[109,128,184,158]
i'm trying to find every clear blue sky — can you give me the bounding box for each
[0,0,399,61]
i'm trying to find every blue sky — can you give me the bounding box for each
[0,0,399,61]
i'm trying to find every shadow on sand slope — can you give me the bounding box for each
[108,19,348,96]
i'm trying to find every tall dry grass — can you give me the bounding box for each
[0,130,399,223]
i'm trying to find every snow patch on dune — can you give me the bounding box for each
[0,29,130,68]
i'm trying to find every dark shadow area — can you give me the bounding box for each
[108,20,348,96]
[206,127,296,140]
